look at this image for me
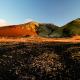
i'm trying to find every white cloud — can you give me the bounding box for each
[24,18,33,23]
[0,19,9,27]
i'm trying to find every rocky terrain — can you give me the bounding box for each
[0,42,80,80]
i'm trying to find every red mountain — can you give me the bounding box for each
[0,21,39,37]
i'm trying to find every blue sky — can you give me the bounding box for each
[0,0,80,26]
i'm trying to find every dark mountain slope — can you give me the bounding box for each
[62,18,80,37]
[37,23,62,38]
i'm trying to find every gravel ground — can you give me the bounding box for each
[0,42,80,80]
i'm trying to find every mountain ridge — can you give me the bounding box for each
[0,21,39,37]
[0,18,80,37]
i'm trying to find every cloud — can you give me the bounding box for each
[24,18,33,23]
[0,19,9,27]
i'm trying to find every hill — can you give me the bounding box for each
[0,21,62,38]
[62,18,80,37]
[0,21,39,37]
[0,18,80,38]
[37,23,62,38]
[38,18,80,38]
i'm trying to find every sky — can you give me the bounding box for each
[0,0,80,26]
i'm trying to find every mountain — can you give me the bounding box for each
[39,18,80,38]
[62,18,80,37]
[38,18,80,38]
[37,23,61,38]
[0,21,61,38]
[0,21,39,37]
[0,18,80,38]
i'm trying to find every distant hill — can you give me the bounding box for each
[37,23,62,38]
[38,18,80,38]
[62,18,80,37]
[0,19,80,38]
[0,21,62,38]
[0,21,39,37]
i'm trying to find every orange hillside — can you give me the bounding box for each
[0,22,39,37]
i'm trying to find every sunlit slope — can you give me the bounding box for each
[0,21,39,37]
[0,21,61,38]
[0,18,80,38]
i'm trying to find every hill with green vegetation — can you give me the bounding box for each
[37,18,80,38]
[0,18,80,38]
[62,18,80,37]
[37,23,62,38]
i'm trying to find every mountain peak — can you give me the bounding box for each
[0,21,39,37]
[25,21,39,27]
